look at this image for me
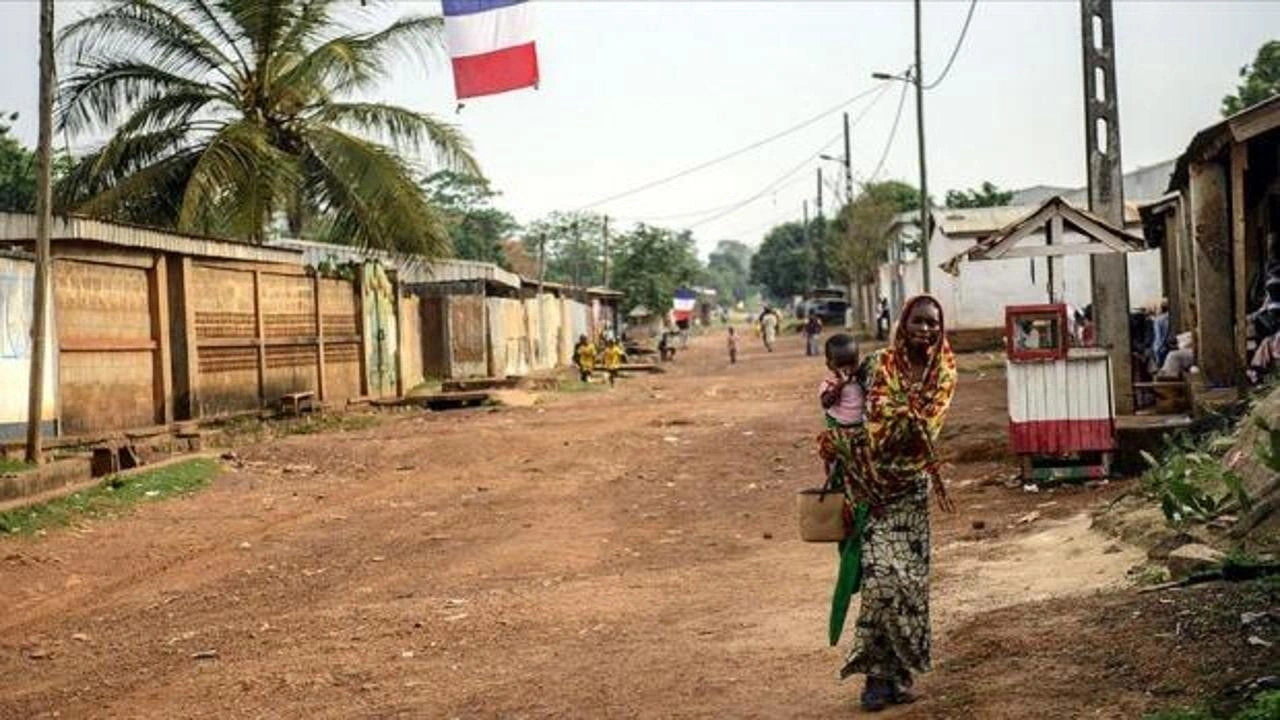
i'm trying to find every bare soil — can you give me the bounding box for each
[1,333,1274,719]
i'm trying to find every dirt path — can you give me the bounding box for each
[0,332,1212,719]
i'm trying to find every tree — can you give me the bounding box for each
[0,112,36,213]
[750,222,816,302]
[945,181,1013,209]
[1222,40,1280,116]
[423,171,519,267]
[0,112,73,213]
[706,239,755,304]
[524,211,608,287]
[825,183,902,323]
[610,223,702,314]
[872,179,923,214]
[55,0,477,256]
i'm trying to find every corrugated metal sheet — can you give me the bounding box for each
[0,213,301,264]
[272,238,521,290]
[448,294,487,379]
[0,254,57,439]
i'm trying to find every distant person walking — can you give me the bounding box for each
[876,297,891,341]
[602,337,625,387]
[759,306,780,353]
[803,312,823,357]
[727,326,740,364]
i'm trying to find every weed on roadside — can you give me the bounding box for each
[0,458,220,536]
[1140,431,1250,525]
[0,458,35,474]
[213,412,382,445]
[1146,691,1280,720]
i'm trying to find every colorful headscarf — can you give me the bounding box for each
[862,294,957,479]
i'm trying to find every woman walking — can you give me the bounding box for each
[837,294,957,711]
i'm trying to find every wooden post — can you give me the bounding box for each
[313,273,327,402]
[252,269,266,406]
[1230,143,1249,388]
[180,258,200,417]
[150,254,173,424]
[24,0,54,463]
[1189,160,1236,386]
[355,266,368,397]
[1048,215,1065,304]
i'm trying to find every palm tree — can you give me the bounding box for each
[55,0,479,257]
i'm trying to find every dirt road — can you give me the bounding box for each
[1,333,1269,718]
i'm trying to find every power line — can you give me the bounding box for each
[867,77,911,183]
[575,83,889,211]
[685,131,845,230]
[620,83,896,226]
[923,0,978,90]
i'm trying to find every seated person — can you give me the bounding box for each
[1156,332,1196,380]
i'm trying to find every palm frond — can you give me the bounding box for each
[64,149,204,227]
[178,119,300,239]
[58,0,238,86]
[178,0,253,79]
[300,124,450,258]
[313,102,478,175]
[58,60,215,135]
[274,15,444,100]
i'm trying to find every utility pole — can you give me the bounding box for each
[537,233,546,294]
[26,0,54,464]
[1081,0,1133,414]
[842,111,854,203]
[601,215,610,287]
[816,167,824,221]
[913,0,931,293]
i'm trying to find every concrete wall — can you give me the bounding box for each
[399,293,423,391]
[487,297,531,378]
[54,255,161,434]
[899,226,1164,331]
[0,255,56,440]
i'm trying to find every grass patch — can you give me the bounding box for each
[1146,691,1280,720]
[0,458,35,474]
[214,412,382,444]
[0,457,220,536]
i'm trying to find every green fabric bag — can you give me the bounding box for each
[829,501,868,646]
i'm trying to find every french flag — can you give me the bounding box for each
[442,0,540,101]
[673,288,698,322]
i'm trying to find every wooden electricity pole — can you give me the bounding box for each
[1081,0,1134,414]
[25,0,55,464]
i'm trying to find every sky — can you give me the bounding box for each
[0,0,1276,259]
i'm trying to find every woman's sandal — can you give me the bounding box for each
[888,682,918,705]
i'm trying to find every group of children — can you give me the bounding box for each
[573,334,626,386]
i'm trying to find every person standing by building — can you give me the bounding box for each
[803,312,823,357]
[876,297,891,341]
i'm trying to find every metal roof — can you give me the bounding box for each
[0,212,302,264]
[1168,94,1280,191]
[270,238,522,290]
[934,200,1142,238]
[940,196,1145,275]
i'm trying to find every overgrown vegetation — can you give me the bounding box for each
[0,458,35,474]
[1145,691,1280,720]
[1140,431,1251,525]
[214,412,381,445]
[0,458,219,535]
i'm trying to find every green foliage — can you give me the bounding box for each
[1251,415,1280,473]
[1140,432,1251,525]
[423,170,519,267]
[945,181,1013,209]
[0,112,74,213]
[869,179,922,213]
[750,221,820,301]
[55,0,477,256]
[1222,40,1280,116]
[609,223,702,314]
[705,239,755,304]
[1145,692,1280,720]
[0,458,219,535]
[826,183,901,288]
[525,210,609,287]
[0,457,35,474]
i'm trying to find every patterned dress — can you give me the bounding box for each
[838,295,957,686]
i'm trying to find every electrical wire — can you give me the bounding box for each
[866,78,911,183]
[684,131,845,230]
[617,83,896,226]
[922,0,978,90]
[574,83,889,211]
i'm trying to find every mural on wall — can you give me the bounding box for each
[0,256,57,438]
[361,262,399,397]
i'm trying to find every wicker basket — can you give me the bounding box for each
[795,487,847,542]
